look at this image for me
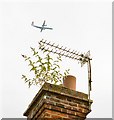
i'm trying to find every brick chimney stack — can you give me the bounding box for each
[23,83,93,120]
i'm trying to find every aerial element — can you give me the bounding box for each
[31,20,53,32]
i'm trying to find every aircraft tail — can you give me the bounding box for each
[31,21,34,26]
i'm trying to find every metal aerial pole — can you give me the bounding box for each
[87,59,92,109]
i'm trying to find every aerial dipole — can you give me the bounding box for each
[39,39,92,109]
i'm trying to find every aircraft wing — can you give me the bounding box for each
[44,27,53,30]
[32,24,42,29]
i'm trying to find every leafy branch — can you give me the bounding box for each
[22,46,70,87]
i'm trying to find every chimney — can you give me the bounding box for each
[23,82,93,120]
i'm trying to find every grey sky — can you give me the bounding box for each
[0,1,112,118]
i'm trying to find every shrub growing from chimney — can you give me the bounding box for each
[22,45,70,87]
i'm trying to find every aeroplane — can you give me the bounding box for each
[31,20,53,32]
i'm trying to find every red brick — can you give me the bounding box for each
[51,105,61,112]
[67,109,76,115]
[61,108,67,113]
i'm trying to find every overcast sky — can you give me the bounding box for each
[0,0,112,118]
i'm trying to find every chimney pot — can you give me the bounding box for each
[63,75,76,91]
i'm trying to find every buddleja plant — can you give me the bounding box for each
[22,46,70,87]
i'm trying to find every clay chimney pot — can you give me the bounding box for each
[63,75,76,91]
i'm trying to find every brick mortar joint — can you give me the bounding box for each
[45,99,89,115]
[48,104,88,117]
[45,96,90,110]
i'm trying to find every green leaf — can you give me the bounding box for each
[64,72,67,76]
[30,47,38,56]
[37,56,42,63]
[28,81,31,88]
[28,60,33,66]
[30,66,37,71]
[21,75,26,79]
[52,67,57,70]
[36,74,39,78]
[42,66,46,71]
[57,55,62,61]
[53,63,60,68]
[25,79,30,83]
[54,60,59,63]
[25,57,30,61]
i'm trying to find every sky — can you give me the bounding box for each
[0,0,112,119]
